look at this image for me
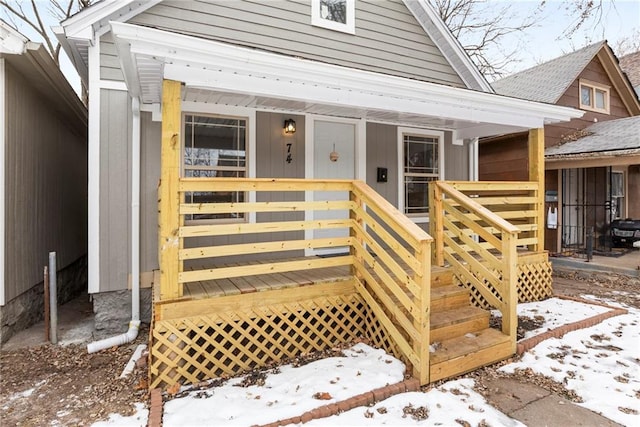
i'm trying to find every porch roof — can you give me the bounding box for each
[110,22,583,139]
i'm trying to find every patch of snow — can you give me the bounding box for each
[492,297,611,339]
[91,403,148,427]
[299,379,523,426]
[500,308,640,426]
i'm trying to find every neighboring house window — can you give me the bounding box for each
[579,79,610,114]
[401,132,441,218]
[311,0,355,34]
[183,114,247,221]
[611,171,625,219]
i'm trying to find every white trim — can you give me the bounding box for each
[99,80,127,91]
[0,58,5,305]
[402,0,492,92]
[110,22,583,128]
[311,0,355,35]
[397,127,445,223]
[88,43,101,294]
[180,103,257,223]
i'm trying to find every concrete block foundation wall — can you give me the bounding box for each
[0,255,87,344]
[92,288,152,338]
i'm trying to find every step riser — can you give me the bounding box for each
[429,339,513,382]
[430,293,469,312]
[430,316,489,343]
[430,270,453,288]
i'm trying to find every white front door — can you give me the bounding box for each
[307,119,357,255]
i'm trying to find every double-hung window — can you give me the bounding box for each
[401,131,441,219]
[610,171,625,220]
[579,79,610,114]
[183,114,247,221]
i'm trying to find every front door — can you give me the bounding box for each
[307,119,357,255]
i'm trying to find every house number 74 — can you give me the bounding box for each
[286,143,293,164]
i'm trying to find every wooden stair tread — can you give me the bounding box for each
[430,328,510,363]
[430,285,469,311]
[430,305,488,329]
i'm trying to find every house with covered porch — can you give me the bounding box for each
[57,0,582,388]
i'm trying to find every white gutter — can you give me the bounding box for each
[87,96,141,353]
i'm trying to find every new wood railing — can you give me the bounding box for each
[159,178,433,383]
[429,181,521,349]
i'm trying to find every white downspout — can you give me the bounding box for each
[87,96,141,353]
[471,137,479,181]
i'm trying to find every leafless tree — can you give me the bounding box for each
[432,0,544,79]
[1,0,91,65]
[613,28,640,57]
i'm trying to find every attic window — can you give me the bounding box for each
[579,79,610,114]
[311,0,355,34]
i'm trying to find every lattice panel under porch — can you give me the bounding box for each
[150,293,367,389]
[454,256,553,309]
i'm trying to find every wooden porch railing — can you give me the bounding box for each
[159,178,433,383]
[429,181,526,349]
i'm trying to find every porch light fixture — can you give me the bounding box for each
[284,119,296,134]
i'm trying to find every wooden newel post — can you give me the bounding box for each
[429,182,444,267]
[528,128,545,252]
[414,238,432,385]
[159,79,183,301]
[501,230,519,352]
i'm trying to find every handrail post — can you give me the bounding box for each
[501,230,519,352]
[429,182,444,267]
[159,79,182,300]
[414,238,431,385]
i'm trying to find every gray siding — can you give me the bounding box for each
[4,63,87,302]
[444,134,469,181]
[128,0,464,87]
[140,112,161,274]
[99,89,132,292]
[100,32,124,82]
[365,122,398,207]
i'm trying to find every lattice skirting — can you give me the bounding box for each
[150,293,369,389]
[455,254,553,310]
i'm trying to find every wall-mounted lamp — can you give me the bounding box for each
[284,119,296,134]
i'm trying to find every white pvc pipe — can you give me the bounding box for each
[49,252,58,344]
[86,97,141,353]
[87,320,140,353]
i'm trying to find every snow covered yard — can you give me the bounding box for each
[92,296,639,427]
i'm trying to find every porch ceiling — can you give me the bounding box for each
[111,22,584,139]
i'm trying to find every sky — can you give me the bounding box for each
[2,0,639,95]
[85,295,639,427]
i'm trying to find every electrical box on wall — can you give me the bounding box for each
[377,167,388,183]
[545,190,558,203]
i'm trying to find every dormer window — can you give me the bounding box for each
[579,79,610,114]
[311,0,355,34]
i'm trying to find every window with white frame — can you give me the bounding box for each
[183,114,247,221]
[579,80,610,114]
[311,0,355,34]
[402,133,440,217]
[611,170,624,219]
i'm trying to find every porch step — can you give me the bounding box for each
[430,266,453,288]
[430,306,489,343]
[429,328,512,382]
[430,285,469,312]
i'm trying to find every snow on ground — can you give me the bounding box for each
[89,296,638,427]
[492,297,612,339]
[90,403,148,427]
[500,307,640,426]
[299,379,523,426]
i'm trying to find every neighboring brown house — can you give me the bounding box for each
[480,41,640,254]
[620,51,640,96]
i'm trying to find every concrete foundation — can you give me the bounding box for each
[0,255,87,344]
[92,288,152,338]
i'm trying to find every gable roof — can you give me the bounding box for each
[492,42,605,103]
[545,115,640,157]
[492,41,640,115]
[56,0,492,92]
[619,51,640,97]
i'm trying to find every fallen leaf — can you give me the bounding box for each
[313,392,332,400]
[134,379,148,391]
[166,382,181,396]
